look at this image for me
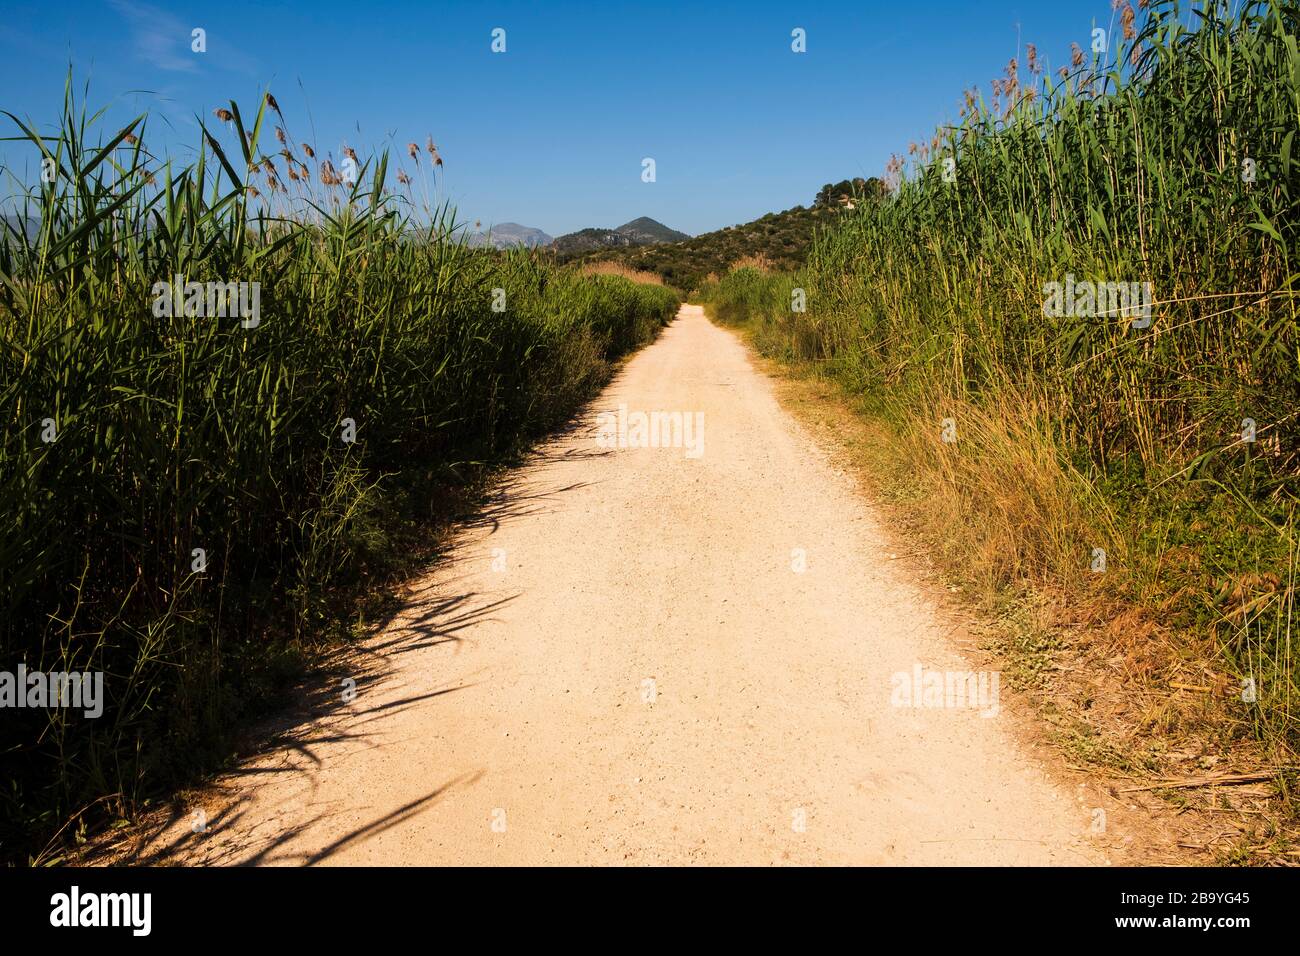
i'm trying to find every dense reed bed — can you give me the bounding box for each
[0,87,678,862]
[700,1,1299,786]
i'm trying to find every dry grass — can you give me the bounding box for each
[579,261,664,285]
[746,352,1295,862]
[738,344,1297,859]
[729,253,773,273]
[893,386,1115,603]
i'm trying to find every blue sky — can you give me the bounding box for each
[0,0,1128,236]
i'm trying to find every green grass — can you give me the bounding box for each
[698,0,1299,780]
[0,80,679,864]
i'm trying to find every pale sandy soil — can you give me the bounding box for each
[127,305,1135,866]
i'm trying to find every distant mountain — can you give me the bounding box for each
[550,217,688,257]
[563,178,887,289]
[548,227,636,256]
[614,217,689,244]
[467,222,553,249]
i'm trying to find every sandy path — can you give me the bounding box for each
[138,305,1107,866]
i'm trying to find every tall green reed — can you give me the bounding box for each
[701,0,1299,761]
[0,80,678,862]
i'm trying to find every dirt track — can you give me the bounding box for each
[136,305,1112,865]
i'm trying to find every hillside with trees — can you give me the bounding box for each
[561,178,885,289]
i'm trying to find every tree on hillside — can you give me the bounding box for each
[815,177,885,207]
